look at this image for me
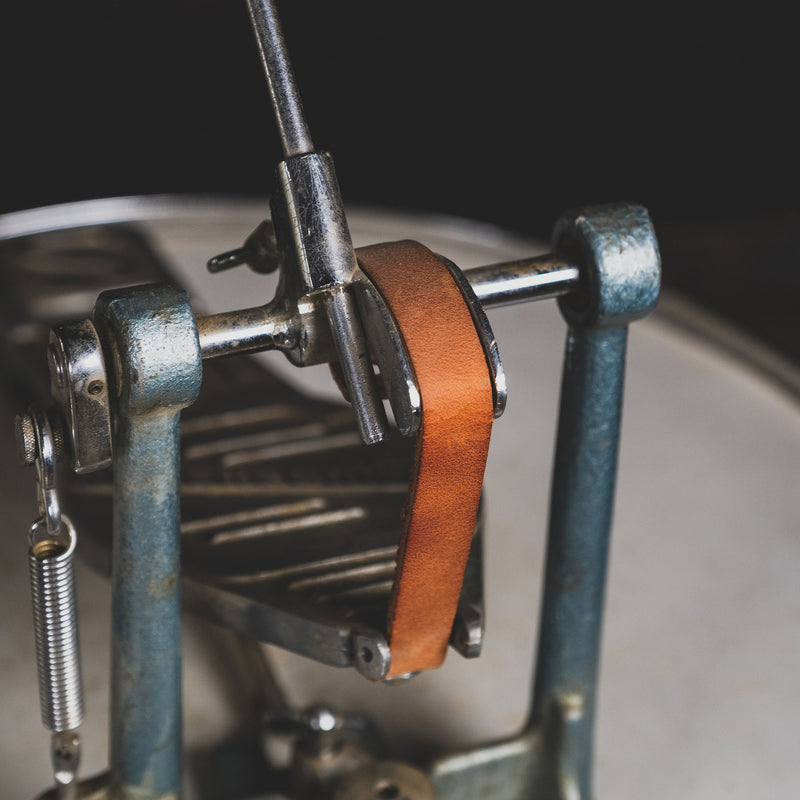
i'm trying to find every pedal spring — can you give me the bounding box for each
[28,514,84,733]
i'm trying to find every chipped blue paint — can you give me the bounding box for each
[93,284,202,800]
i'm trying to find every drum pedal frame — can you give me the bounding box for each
[17,1,661,798]
[24,201,659,800]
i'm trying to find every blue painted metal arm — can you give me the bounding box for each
[529,204,660,800]
[531,323,628,799]
[110,413,184,798]
[94,285,203,800]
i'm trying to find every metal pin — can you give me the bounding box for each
[207,220,280,275]
[207,247,249,273]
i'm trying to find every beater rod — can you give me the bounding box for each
[245,0,313,157]
[245,0,389,444]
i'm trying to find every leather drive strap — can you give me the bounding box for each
[355,240,494,678]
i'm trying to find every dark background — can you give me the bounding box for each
[0,2,795,360]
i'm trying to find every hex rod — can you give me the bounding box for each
[246,0,313,157]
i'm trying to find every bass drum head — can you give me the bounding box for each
[1,197,799,799]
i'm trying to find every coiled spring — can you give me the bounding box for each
[29,514,84,733]
[19,406,85,797]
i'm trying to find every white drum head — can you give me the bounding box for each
[1,198,798,799]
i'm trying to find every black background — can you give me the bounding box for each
[0,2,795,358]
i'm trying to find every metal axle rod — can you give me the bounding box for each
[196,252,581,361]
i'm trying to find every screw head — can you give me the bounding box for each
[13,411,65,465]
[14,412,37,465]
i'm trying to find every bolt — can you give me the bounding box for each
[352,631,391,681]
[14,413,37,465]
[14,412,66,466]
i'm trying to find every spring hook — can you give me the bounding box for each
[19,407,84,799]
[29,407,64,537]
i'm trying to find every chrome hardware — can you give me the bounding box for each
[29,516,83,736]
[19,407,84,800]
[207,219,281,275]
[206,0,510,439]
[47,320,112,474]
[242,0,389,445]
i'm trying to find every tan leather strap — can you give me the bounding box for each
[356,240,494,677]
